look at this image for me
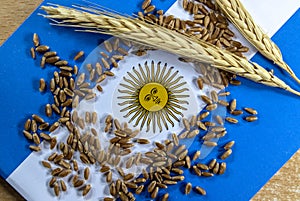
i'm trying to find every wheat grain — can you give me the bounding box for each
[216,0,300,84]
[41,5,300,96]
[74,50,84,61]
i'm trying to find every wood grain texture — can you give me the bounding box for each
[252,149,300,201]
[0,0,41,45]
[0,0,299,200]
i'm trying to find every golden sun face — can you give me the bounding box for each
[117,61,190,133]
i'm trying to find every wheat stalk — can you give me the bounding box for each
[40,5,300,96]
[216,0,300,84]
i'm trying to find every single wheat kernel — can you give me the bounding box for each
[44,51,57,58]
[225,117,238,124]
[33,133,40,145]
[220,149,232,160]
[50,137,57,150]
[49,122,59,132]
[230,110,243,116]
[103,198,114,201]
[82,184,91,196]
[54,183,60,196]
[36,45,49,53]
[24,119,31,131]
[219,162,227,175]
[60,180,67,192]
[45,56,60,64]
[29,145,41,152]
[49,177,57,187]
[197,77,204,90]
[192,165,202,176]
[197,163,209,170]
[244,107,258,115]
[104,41,113,53]
[54,60,68,66]
[23,130,32,140]
[230,99,237,111]
[187,129,199,138]
[74,51,84,61]
[201,95,213,105]
[84,167,90,180]
[172,133,179,146]
[192,151,201,161]
[202,172,214,177]
[245,116,258,122]
[182,118,190,131]
[33,33,39,47]
[208,159,217,169]
[218,100,229,107]
[230,79,241,86]
[31,120,37,132]
[101,57,110,69]
[224,141,235,150]
[136,138,150,144]
[195,186,206,195]
[215,115,224,125]
[185,182,192,194]
[203,141,217,147]
[142,0,151,9]
[41,161,51,169]
[30,47,36,59]
[213,162,220,174]
[162,193,169,201]
[206,103,217,111]
[144,5,155,14]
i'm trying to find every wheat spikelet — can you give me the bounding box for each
[216,0,300,84]
[40,5,300,96]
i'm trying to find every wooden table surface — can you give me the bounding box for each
[0,1,299,200]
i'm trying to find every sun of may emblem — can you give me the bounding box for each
[117,61,190,132]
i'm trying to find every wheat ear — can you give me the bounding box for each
[216,0,300,84]
[40,5,300,96]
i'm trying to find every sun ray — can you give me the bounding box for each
[163,70,179,86]
[151,61,155,82]
[171,88,189,94]
[132,107,147,125]
[168,102,188,111]
[165,105,183,118]
[120,83,136,91]
[139,110,150,130]
[165,76,184,88]
[161,109,175,127]
[138,63,148,83]
[118,89,137,95]
[155,112,163,132]
[169,94,190,99]
[155,61,161,82]
[117,95,136,100]
[118,100,138,106]
[145,62,151,83]
[120,102,140,112]
[165,108,180,123]
[157,63,167,83]
[123,106,142,118]
[146,112,152,132]
[168,81,188,91]
[169,98,189,105]
[152,112,156,133]
[132,67,146,86]
[123,77,140,88]
[127,71,143,86]
[128,106,144,123]
[161,66,174,85]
